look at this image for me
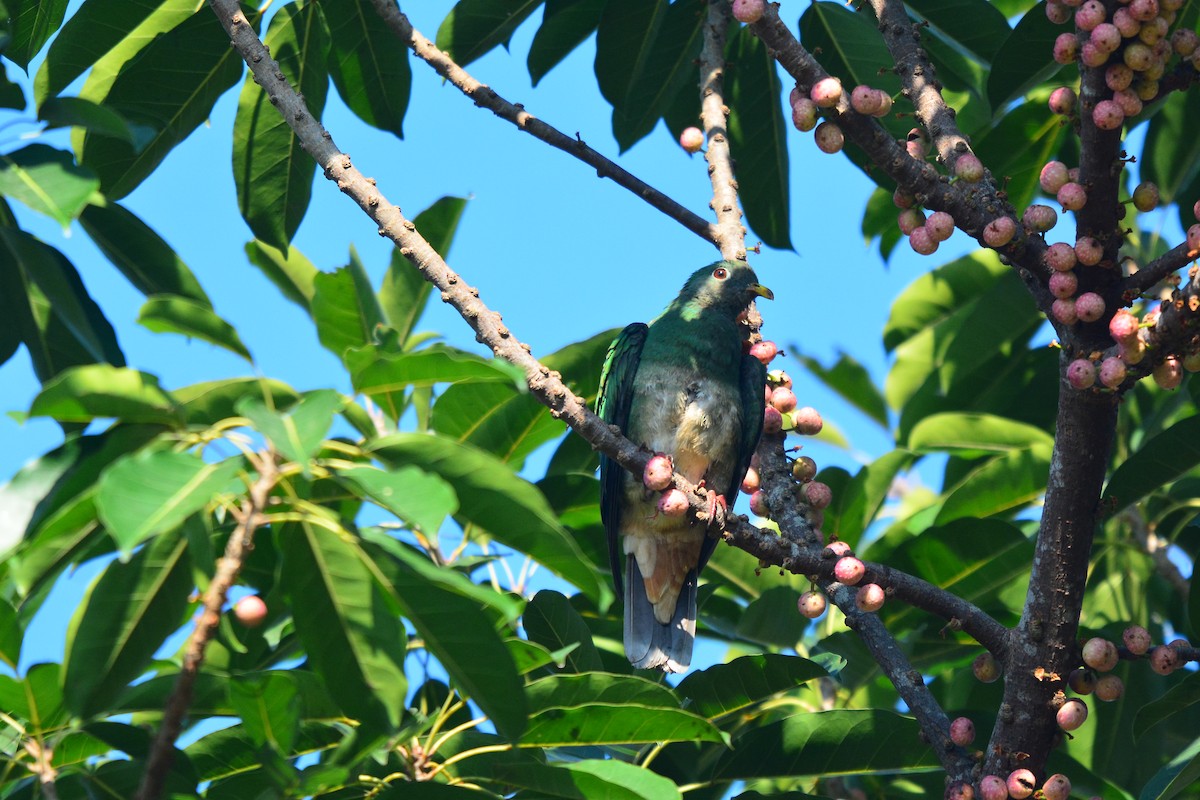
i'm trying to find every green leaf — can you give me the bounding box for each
[379,196,469,342]
[973,100,1068,212]
[96,450,243,552]
[712,710,938,780]
[340,466,457,534]
[280,520,408,731]
[594,0,668,123]
[322,0,410,137]
[311,255,386,362]
[10,491,104,601]
[935,444,1052,524]
[232,0,329,251]
[522,589,604,673]
[228,672,301,754]
[349,344,524,396]
[0,144,98,228]
[436,0,545,67]
[1134,671,1200,742]
[795,351,888,428]
[370,437,608,603]
[29,364,177,424]
[506,637,578,674]
[244,239,318,311]
[137,295,252,361]
[62,530,193,718]
[363,534,527,739]
[676,654,828,720]
[821,449,914,547]
[1139,735,1200,800]
[906,0,1010,63]
[0,663,68,733]
[38,97,147,148]
[236,389,345,468]
[173,377,300,426]
[883,250,1009,352]
[79,7,252,199]
[0,598,22,670]
[528,0,607,85]
[799,3,903,123]
[7,0,68,69]
[986,2,1064,111]
[1103,416,1200,517]
[726,25,791,250]
[187,721,341,782]
[500,759,683,800]
[909,412,1055,456]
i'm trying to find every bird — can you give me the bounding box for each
[597,259,772,672]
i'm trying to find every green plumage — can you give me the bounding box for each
[597,260,771,671]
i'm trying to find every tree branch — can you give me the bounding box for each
[1122,240,1197,299]
[699,0,745,261]
[366,0,719,247]
[1121,508,1190,601]
[135,451,278,800]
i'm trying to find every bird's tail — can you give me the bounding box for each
[624,554,696,672]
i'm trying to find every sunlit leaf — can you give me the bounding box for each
[323,0,410,137]
[137,295,252,361]
[29,364,177,424]
[523,589,604,673]
[1103,416,1200,517]
[236,389,344,468]
[500,759,683,800]
[0,144,98,227]
[676,654,828,720]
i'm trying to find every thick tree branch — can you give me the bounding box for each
[700,0,745,261]
[1123,241,1197,299]
[367,0,719,248]
[135,452,278,800]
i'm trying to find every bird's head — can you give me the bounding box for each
[675,260,773,317]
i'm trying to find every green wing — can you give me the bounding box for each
[597,322,648,596]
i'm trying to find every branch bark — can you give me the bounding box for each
[699,0,745,261]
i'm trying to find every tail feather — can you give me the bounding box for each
[624,555,697,672]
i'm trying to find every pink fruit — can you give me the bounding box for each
[792,455,817,482]
[1045,242,1078,272]
[1099,357,1127,388]
[1023,204,1058,233]
[1049,270,1078,299]
[1154,357,1182,389]
[826,540,853,558]
[750,340,779,364]
[1090,22,1121,53]
[949,716,975,747]
[955,154,984,182]
[898,208,926,235]
[658,488,689,516]
[234,595,268,627]
[1094,674,1124,701]
[973,652,1001,683]
[679,127,704,153]
[855,583,885,612]
[834,556,866,586]
[732,0,765,23]
[1057,182,1088,211]
[926,210,955,241]
[1076,292,1105,322]
[893,187,916,208]
[763,405,784,434]
[1093,99,1125,130]
[771,386,798,413]
[1129,0,1158,21]
[1053,32,1080,63]
[791,406,824,435]
[1075,236,1103,266]
[1080,40,1108,67]
[1046,0,1072,23]
[1183,352,1200,372]
[1042,774,1072,800]
[1123,624,1151,654]
[1056,697,1088,731]
[798,590,827,618]
[1053,298,1079,325]
[1188,224,1200,253]
[1113,6,1140,37]
[872,91,893,117]
[1068,358,1096,389]
[1075,0,1106,29]
[983,216,1017,247]
[910,227,938,255]
[946,781,975,800]
[740,466,760,494]
[748,489,770,517]
[1008,769,1037,799]
[1040,160,1070,193]
[803,480,833,509]
[643,453,674,491]
[1110,309,1139,341]
[814,120,845,153]
[1150,644,1180,674]
[791,97,818,132]
[979,775,1007,800]
[1083,637,1119,671]
[1113,89,1143,117]
[850,84,883,115]
[810,77,843,108]
[1106,63,1134,91]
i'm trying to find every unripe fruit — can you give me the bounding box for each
[679,127,704,153]
[1048,86,1077,116]
[926,211,955,241]
[1049,271,1078,299]
[1068,358,1096,389]
[1076,0,1106,29]
[1069,667,1096,694]
[949,716,975,747]
[1135,74,1159,100]
[763,405,783,434]
[1093,99,1125,130]
[1150,644,1180,674]
[973,652,1001,683]
[1057,697,1088,731]
[979,775,1007,800]
[834,556,866,586]
[1046,0,1071,23]
[234,595,268,627]
[791,406,824,435]
[855,583,885,612]
[792,455,817,482]
[898,208,926,235]
[810,77,843,108]
[1076,292,1105,322]
[643,454,674,491]
[826,540,853,558]
[814,121,844,154]
[1040,160,1070,193]
[767,369,792,388]
[955,154,984,182]
[1139,17,1167,45]
[740,466,760,494]
[1057,182,1087,211]
[1099,357,1127,388]
[658,488,689,516]
[1183,352,1200,372]
[1045,242,1077,272]
[1120,337,1146,365]
[798,590,827,618]
[1106,63,1134,91]
[1083,637,1120,671]
[1053,32,1079,63]
[1052,298,1078,325]
[1123,624,1152,654]
[1172,28,1199,58]
[731,0,765,23]
[771,386,798,413]
[893,187,916,209]
[1023,204,1057,233]
[983,216,1016,247]
[750,340,778,364]
[748,489,770,517]
[1008,769,1037,799]
[1109,309,1139,342]
[1153,357,1182,390]
[1132,181,1159,211]
[1188,224,1200,253]
[1075,236,1103,266]
[1042,773,1072,800]
[850,84,883,115]
[791,97,818,132]
[1124,41,1154,70]
[1094,674,1124,701]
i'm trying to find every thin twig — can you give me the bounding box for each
[367,0,719,247]
[135,451,278,800]
[1122,241,1197,299]
[1121,508,1189,600]
[699,0,744,261]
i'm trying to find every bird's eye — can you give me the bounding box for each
[712,267,728,280]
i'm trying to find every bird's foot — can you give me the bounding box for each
[698,482,727,528]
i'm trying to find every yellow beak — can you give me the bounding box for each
[750,283,774,301]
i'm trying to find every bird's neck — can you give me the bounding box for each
[648,304,743,371]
